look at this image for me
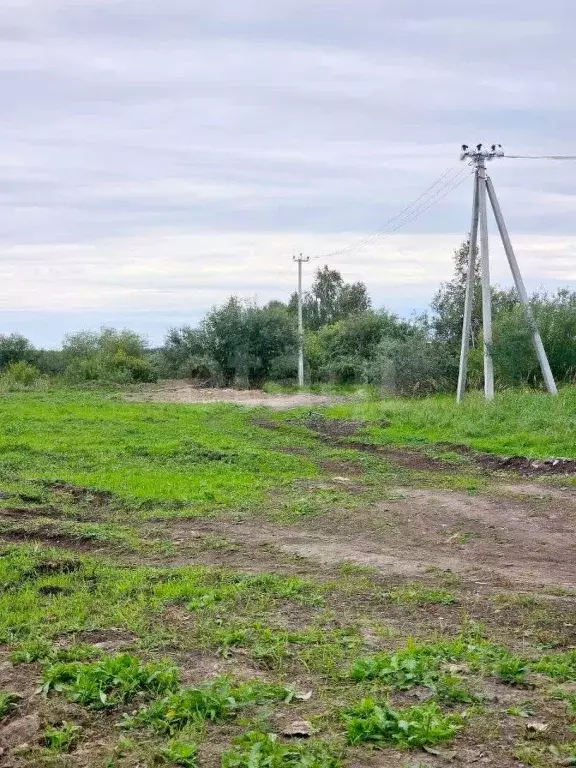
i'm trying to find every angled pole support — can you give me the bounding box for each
[485,176,558,395]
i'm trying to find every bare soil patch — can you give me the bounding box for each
[164,480,576,590]
[125,382,344,409]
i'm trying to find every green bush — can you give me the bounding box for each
[3,361,42,387]
[62,328,157,384]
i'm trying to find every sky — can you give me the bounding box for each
[1,0,576,347]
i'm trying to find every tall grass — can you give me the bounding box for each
[326,386,576,457]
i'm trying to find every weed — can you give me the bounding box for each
[493,655,528,685]
[351,644,445,688]
[533,650,576,682]
[0,691,20,719]
[222,730,342,767]
[386,585,457,605]
[10,638,98,665]
[126,677,292,735]
[41,653,179,708]
[156,740,198,767]
[433,674,476,704]
[44,722,82,752]
[343,698,463,748]
[506,703,537,718]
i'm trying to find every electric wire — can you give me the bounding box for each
[506,154,576,160]
[309,165,472,262]
[308,165,464,260]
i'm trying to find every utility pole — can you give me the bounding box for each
[457,144,557,400]
[456,169,479,402]
[293,254,309,388]
[477,155,494,400]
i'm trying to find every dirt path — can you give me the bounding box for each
[165,482,576,590]
[125,382,343,409]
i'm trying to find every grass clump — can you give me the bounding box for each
[10,637,99,665]
[44,721,82,752]
[222,731,342,767]
[533,650,576,682]
[41,653,179,709]
[343,698,463,748]
[351,643,476,704]
[386,585,457,605]
[0,691,20,719]
[351,643,447,688]
[493,655,528,685]
[126,677,293,735]
[185,571,322,611]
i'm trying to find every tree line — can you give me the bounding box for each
[2,240,576,393]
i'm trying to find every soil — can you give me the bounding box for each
[163,478,576,590]
[125,381,343,409]
[2,411,576,768]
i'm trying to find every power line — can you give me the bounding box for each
[309,166,471,263]
[506,154,576,160]
[309,165,464,260]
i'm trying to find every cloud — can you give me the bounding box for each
[0,0,574,344]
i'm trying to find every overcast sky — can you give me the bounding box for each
[1,0,575,346]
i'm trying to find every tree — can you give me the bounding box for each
[161,325,216,381]
[165,298,298,388]
[431,238,481,351]
[62,327,157,383]
[431,238,517,384]
[306,309,416,384]
[0,333,36,369]
[485,288,576,387]
[202,297,246,386]
[290,266,371,331]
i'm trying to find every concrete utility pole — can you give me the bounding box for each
[456,170,479,403]
[293,254,309,387]
[477,155,494,400]
[457,144,557,401]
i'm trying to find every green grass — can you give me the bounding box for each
[1,386,576,767]
[0,691,20,719]
[155,740,198,767]
[43,722,82,752]
[323,387,576,458]
[386,585,457,605]
[0,390,320,508]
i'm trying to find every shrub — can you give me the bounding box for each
[0,333,36,368]
[4,361,41,386]
[62,328,157,384]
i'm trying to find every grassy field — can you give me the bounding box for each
[0,386,575,767]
